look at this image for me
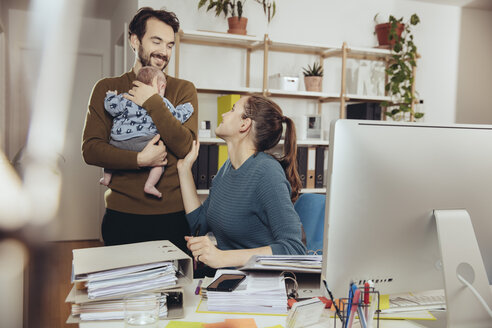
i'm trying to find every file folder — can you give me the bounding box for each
[297,147,307,188]
[315,147,325,188]
[197,144,209,189]
[306,147,316,189]
[208,144,218,188]
[72,240,192,287]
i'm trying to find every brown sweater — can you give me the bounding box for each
[82,70,198,214]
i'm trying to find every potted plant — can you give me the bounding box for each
[197,0,276,35]
[376,14,423,121]
[302,62,323,92]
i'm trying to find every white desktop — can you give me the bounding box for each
[322,120,492,327]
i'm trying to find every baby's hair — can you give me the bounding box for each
[136,66,166,86]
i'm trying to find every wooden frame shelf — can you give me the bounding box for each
[175,29,396,117]
[173,30,417,194]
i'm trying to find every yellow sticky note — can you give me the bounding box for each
[165,321,204,328]
[265,325,284,328]
[379,294,390,310]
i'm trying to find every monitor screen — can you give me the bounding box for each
[322,120,492,297]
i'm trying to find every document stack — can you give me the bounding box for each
[206,269,288,314]
[239,255,323,299]
[66,240,192,323]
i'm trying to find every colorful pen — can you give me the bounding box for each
[345,283,356,327]
[364,281,370,319]
[347,289,360,328]
[366,280,378,328]
[194,279,203,295]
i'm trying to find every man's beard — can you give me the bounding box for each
[138,44,168,70]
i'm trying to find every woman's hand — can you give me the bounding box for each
[123,76,158,107]
[184,235,223,269]
[177,139,200,172]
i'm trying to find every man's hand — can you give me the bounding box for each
[123,76,158,107]
[137,134,167,167]
[185,235,223,269]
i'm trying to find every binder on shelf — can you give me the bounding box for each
[315,147,325,188]
[306,147,316,189]
[191,160,198,188]
[297,147,307,188]
[217,94,240,125]
[346,102,382,120]
[197,144,209,189]
[218,144,228,170]
[208,144,218,188]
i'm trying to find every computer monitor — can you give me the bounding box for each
[322,120,492,302]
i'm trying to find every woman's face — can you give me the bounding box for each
[215,96,248,139]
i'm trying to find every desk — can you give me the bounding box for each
[78,281,492,328]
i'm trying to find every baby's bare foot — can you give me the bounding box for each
[99,177,110,186]
[144,185,162,198]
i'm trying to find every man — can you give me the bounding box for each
[82,7,197,252]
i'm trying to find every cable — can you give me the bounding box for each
[457,273,492,319]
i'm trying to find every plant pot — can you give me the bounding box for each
[304,76,322,92]
[375,22,404,47]
[227,17,248,35]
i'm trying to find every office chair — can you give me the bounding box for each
[294,193,326,254]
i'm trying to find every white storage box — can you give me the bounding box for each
[269,74,299,91]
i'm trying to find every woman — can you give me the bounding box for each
[177,95,306,269]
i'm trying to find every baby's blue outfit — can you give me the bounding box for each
[104,92,193,143]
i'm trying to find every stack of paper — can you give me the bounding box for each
[84,261,177,299]
[71,292,168,321]
[66,240,192,323]
[239,255,322,273]
[206,270,288,314]
[383,290,446,313]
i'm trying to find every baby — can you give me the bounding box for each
[100,66,193,198]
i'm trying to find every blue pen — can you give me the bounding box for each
[345,283,357,327]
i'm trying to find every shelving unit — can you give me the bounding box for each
[173,29,399,194]
[174,29,394,119]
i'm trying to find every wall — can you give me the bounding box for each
[140,0,462,130]
[110,0,137,75]
[455,8,492,124]
[7,9,111,240]
[0,8,5,152]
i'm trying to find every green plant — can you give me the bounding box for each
[380,14,423,121]
[302,62,323,77]
[197,0,276,22]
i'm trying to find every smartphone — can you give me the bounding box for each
[206,273,246,292]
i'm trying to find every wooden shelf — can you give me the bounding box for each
[196,86,262,95]
[179,29,262,50]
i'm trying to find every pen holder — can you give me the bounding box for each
[333,286,380,328]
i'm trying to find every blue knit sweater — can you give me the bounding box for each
[186,152,306,255]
